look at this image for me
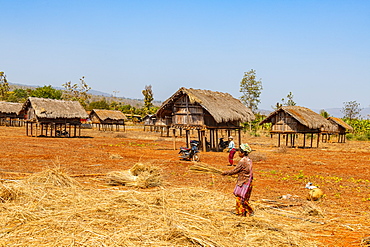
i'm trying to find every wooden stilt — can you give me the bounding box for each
[173,129,176,150]
[186,130,190,148]
[317,133,320,148]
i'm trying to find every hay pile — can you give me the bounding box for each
[25,167,79,187]
[0,168,320,246]
[106,163,162,188]
[0,183,23,202]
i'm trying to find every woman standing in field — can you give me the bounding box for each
[227,136,236,166]
[222,143,254,216]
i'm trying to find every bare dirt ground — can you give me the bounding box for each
[0,126,369,246]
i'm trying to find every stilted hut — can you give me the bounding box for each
[143,114,157,132]
[0,102,24,127]
[322,117,353,143]
[155,87,255,151]
[259,106,333,148]
[89,109,127,131]
[20,97,88,137]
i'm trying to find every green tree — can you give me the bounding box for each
[87,98,110,110]
[320,109,330,118]
[117,104,133,113]
[0,71,10,101]
[30,85,63,99]
[272,92,297,110]
[239,69,263,113]
[7,88,31,102]
[341,100,362,120]
[282,92,296,106]
[142,85,154,112]
[62,76,91,108]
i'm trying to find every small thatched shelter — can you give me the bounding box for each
[260,106,333,148]
[89,109,127,131]
[0,102,24,126]
[322,117,353,143]
[143,114,158,132]
[20,97,88,137]
[155,87,255,151]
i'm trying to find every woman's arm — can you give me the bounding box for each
[222,162,242,176]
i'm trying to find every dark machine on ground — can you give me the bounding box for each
[179,140,200,161]
[218,138,229,150]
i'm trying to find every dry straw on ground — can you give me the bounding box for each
[0,168,320,246]
[106,162,162,188]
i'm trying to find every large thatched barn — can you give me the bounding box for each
[89,109,127,131]
[322,117,353,143]
[20,97,88,137]
[155,87,255,150]
[260,106,333,148]
[0,102,24,126]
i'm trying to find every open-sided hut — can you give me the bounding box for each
[0,102,24,127]
[20,97,88,137]
[322,117,353,143]
[89,109,127,131]
[155,87,255,151]
[260,106,333,148]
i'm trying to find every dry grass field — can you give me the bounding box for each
[0,126,369,246]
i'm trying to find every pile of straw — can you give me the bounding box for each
[25,167,79,187]
[0,183,23,202]
[0,168,321,246]
[189,162,223,174]
[106,162,162,188]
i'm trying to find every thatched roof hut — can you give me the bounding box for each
[89,109,127,124]
[0,102,23,115]
[156,87,255,151]
[143,114,156,125]
[20,97,88,137]
[260,106,333,133]
[327,117,353,133]
[0,102,24,126]
[89,109,127,131]
[156,87,255,128]
[322,117,353,143]
[20,97,88,122]
[260,106,333,148]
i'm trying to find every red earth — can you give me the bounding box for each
[1,126,369,246]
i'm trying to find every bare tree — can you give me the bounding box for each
[62,76,91,108]
[341,100,362,120]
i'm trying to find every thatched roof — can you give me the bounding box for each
[327,117,354,132]
[156,87,255,123]
[21,97,88,119]
[0,102,23,114]
[90,109,127,121]
[260,106,333,130]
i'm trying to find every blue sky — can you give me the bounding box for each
[2,0,369,110]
